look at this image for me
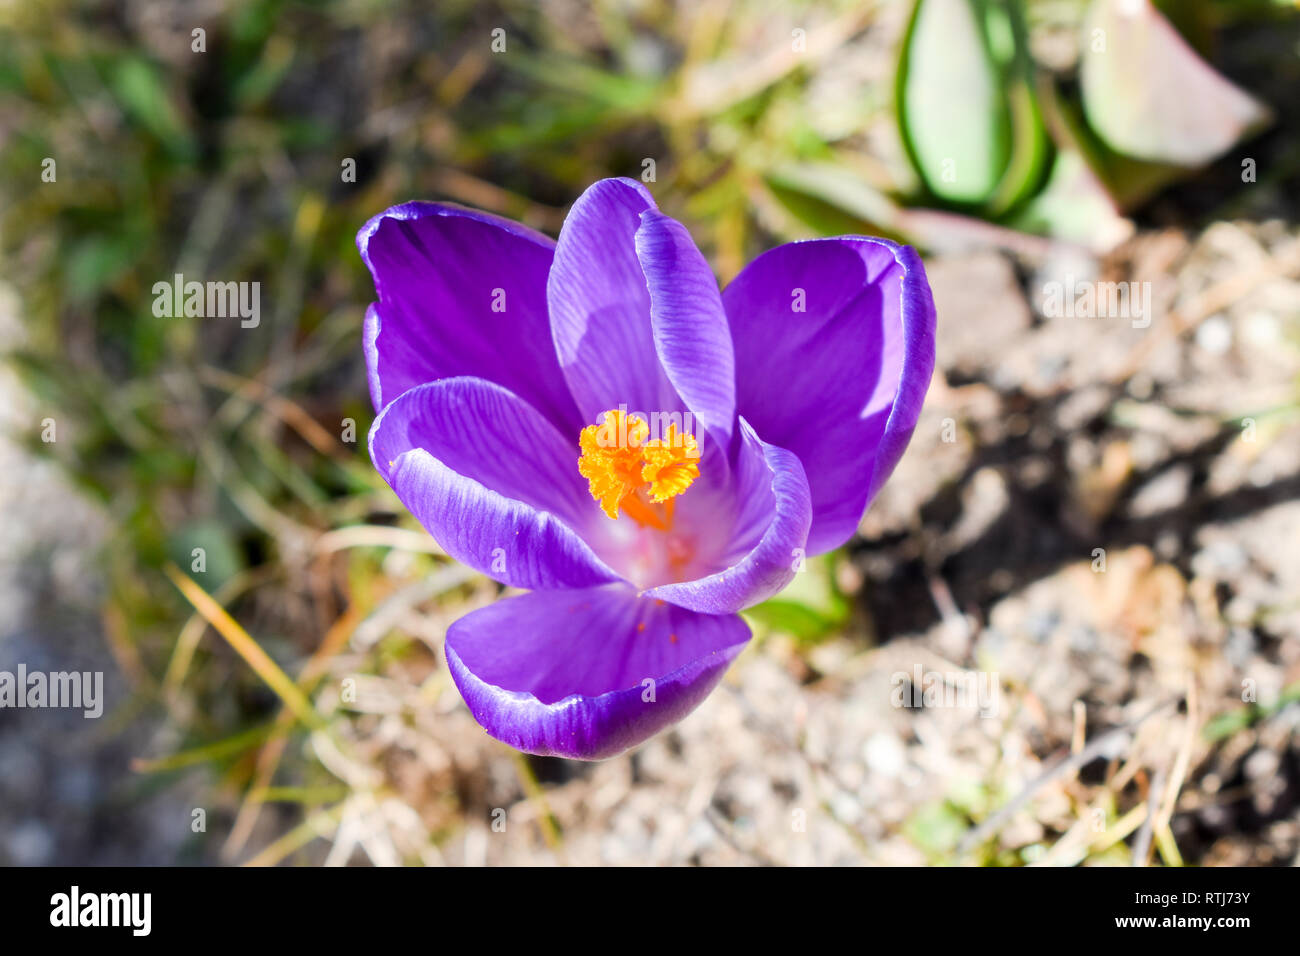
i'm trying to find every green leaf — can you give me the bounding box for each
[897,0,1012,205]
[765,162,906,238]
[982,2,1051,215]
[1046,77,1191,211]
[904,800,968,858]
[1203,681,1300,741]
[1005,150,1133,252]
[744,551,851,644]
[64,235,139,303]
[1080,0,1270,166]
[506,54,663,112]
[167,519,245,590]
[107,55,194,157]
[745,599,834,642]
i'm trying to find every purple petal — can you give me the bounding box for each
[369,376,621,590]
[548,179,681,422]
[358,202,581,434]
[549,178,736,447]
[635,209,735,447]
[445,584,750,759]
[722,237,935,555]
[648,419,812,614]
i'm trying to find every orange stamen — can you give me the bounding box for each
[577,409,700,526]
[642,425,700,502]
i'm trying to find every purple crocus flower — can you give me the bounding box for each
[359,178,935,759]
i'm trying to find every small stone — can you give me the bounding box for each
[1195,315,1233,355]
[862,732,906,779]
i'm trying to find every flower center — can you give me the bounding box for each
[577,409,700,529]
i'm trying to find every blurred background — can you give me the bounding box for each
[1,0,1298,866]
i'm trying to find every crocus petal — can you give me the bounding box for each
[636,209,735,447]
[648,419,812,615]
[369,377,621,590]
[445,584,751,759]
[548,179,678,421]
[358,202,581,434]
[548,179,735,448]
[722,237,935,555]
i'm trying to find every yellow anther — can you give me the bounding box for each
[577,410,700,524]
[641,425,700,503]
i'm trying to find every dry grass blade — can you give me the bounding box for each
[513,752,563,854]
[242,805,343,868]
[313,524,445,556]
[1149,679,1198,866]
[161,566,271,707]
[224,604,364,860]
[131,724,277,774]
[956,698,1179,858]
[198,365,350,461]
[163,562,324,731]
